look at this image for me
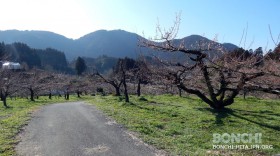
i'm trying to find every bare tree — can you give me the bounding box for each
[70,76,91,98]
[132,58,150,96]
[19,69,54,101]
[141,16,280,109]
[120,60,129,102]
[265,44,280,61]
[95,71,123,96]
[56,74,74,100]
[95,57,139,102]
[45,73,69,99]
[0,70,19,107]
[114,57,141,102]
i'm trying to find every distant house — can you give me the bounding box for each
[2,61,21,70]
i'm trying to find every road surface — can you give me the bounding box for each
[16,102,159,156]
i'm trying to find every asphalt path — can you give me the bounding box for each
[16,102,159,156]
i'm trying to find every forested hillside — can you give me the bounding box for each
[0,42,71,72]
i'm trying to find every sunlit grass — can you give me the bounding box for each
[1,94,279,156]
[88,95,280,156]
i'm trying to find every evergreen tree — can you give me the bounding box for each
[0,42,5,60]
[75,57,87,75]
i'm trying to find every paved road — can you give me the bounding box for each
[16,102,158,156]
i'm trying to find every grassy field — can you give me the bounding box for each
[88,95,280,156]
[0,95,85,156]
[1,94,279,156]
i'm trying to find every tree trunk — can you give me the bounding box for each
[0,90,3,101]
[77,91,81,98]
[123,77,129,102]
[64,91,69,100]
[49,92,52,99]
[178,87,182,97]
[1,91,8,108]
[30,88,35,101]
[178,83,235,110]
[124,83,129,102]
[137,79,141,97]
[243,88,246,99]
[3,97,7,108]
[115,86,121,96]
[66,92,69,100]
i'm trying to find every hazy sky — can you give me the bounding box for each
[0,0,279,50]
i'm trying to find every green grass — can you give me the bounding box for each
[0,95,88,156]
[88,95,280,156]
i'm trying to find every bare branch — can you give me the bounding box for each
[269,24,280,46]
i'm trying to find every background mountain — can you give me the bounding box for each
[0,30,78,59]
[0,29,238,60]
[76,30,142,59]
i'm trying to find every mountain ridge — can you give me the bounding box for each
[0,29,238,60]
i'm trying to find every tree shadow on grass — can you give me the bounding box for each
[197,107,234,125]
[129,102,181,117]
[197,107,280,131]
[233,109,280,120]
[229,111,280,131]
[3,106,13,109]
[128,102,157,112]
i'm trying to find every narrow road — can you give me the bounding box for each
[16,102,158,156]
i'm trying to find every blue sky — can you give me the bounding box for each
[0,0,279,50]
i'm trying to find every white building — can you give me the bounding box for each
[2,62,21,70]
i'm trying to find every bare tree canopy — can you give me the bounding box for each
[140,16,280,110]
